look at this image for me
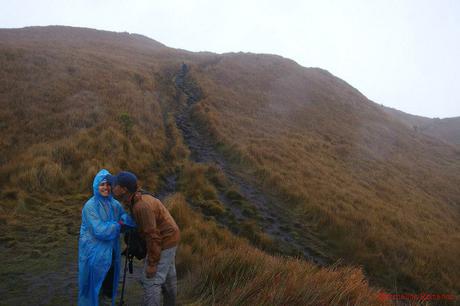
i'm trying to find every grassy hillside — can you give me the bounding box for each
[381,105,460,146]
[0,189,384,305]
[0,26,459,304]
[189,54,460,293]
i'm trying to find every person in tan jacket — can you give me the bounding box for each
[110,171,180,306]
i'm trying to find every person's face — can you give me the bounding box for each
[98,182,111,197]
[112,184,129,203]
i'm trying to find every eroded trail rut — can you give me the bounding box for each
[172,64,328,265]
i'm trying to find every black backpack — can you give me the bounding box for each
[123,229,146,260]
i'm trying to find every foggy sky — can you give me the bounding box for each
[1,0,459,118]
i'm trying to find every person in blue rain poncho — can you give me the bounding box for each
[78,169,135,306]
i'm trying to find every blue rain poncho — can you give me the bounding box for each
[78,169,135,306]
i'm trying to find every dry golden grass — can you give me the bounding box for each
[189,54,460,293]
[167,193,386,306]
[1,26,459,302]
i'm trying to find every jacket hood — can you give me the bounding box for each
[92,169,112,199]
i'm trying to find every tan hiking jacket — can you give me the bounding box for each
[131,192,180,269]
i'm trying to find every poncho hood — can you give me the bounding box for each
[92,169,112,200]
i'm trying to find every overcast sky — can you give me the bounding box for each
[1,0,459,118]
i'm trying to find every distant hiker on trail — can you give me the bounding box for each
[78,169,136,306]
[110,171,180,306]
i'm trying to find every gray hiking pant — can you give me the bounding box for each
[141,246,177,306]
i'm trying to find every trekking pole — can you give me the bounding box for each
[119,230,131,306]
